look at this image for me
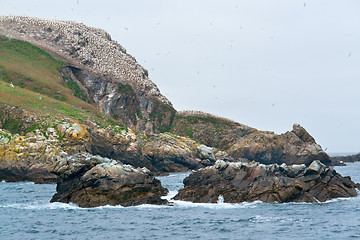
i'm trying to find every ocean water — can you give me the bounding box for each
[1,164,360,240]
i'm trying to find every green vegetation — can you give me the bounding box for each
[149,99,176,133]
[64,79,90,103]
[136,108,143,119]
[169,113,242,149]
[61,71,90,103]
[0,36,128,131]
[2,117,21,134]
[118,83,135,95]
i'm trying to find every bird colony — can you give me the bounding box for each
[0,16,171,105]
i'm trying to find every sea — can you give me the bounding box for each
[1,160,360,239]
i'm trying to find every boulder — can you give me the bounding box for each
[50,153,168,208]
[174,160,357,203]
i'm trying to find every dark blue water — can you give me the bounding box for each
[1,165,360,240]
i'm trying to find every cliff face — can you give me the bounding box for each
[0,16,175,132]
[171,111,330,166]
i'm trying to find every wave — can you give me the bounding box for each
[169,200,262,209]
[0,202,81,210]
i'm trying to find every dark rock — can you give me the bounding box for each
[50,153,168,208]
[330,153,360,166]
[171,111,330,167]
[0,164,57,184]
[174,160,357,203]
[227,124,331,166]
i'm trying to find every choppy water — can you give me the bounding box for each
[1,164,360,239]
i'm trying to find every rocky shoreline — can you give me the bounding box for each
[0,16,358,208]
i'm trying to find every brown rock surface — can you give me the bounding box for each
[174,160,357,203]
[50,153,168,207]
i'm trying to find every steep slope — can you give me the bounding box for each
[0,16,175,133]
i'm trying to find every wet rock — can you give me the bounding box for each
[174,160,357,203]
[50,153,168,208]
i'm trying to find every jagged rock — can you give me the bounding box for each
[174,160,357,203]
[171,112,330,166]
[227,124,330,166]
[50,153,168,208]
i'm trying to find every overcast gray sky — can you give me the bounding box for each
[1,0,360,153]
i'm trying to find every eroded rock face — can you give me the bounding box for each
[174,160,357,203]
[50,153,168,208]
[227,124,330,166]
[89,127,216,173]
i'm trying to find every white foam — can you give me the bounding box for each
[217,195,224,204]
[1,202,81,210]
[170,200,261,209]
[249,215,294,223]
[93,204,125,209]
[161,190,178,201]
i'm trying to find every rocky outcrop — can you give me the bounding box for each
[174,160,357,203]
[331,153,360,166]
[227,124,330,166]
[0,16,175,132]
[170,111,256,150]
[50,153,167,207]
[0,129,58,183]
[88,126,216,173]
[172,112,330,166]
[0,107,92,183]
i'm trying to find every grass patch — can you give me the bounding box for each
[118,83,135,94]
[64,79,90,103]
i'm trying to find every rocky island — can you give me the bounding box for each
[174,160,357,203]
[0,16,357,207]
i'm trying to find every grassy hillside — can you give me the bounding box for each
[0,36,123,130]
[170,113,257,150]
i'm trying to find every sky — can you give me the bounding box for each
[1,0,360,153]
